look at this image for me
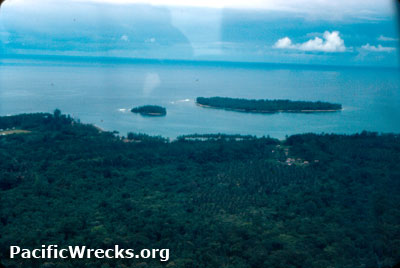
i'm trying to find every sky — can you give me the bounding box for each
[0,0,399,67]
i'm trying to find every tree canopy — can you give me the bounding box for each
[197,97,342,113]
[0,112,399,268]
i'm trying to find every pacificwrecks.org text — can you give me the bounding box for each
[10,245,169,262]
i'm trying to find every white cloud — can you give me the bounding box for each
[120,35,129,41]
[5,0,394,21]
[378,35,398,42]
[361,44,395,52]
[274,37,293,49]
[73,0,393,14]
[274,31,346,52]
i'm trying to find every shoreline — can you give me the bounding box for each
[132,112,166,116]
[196,102,341,113]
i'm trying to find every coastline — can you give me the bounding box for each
[132,112,166,116]
[196,102,342,113]
[93,124,105,132]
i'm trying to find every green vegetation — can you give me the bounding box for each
[131,105,167,116]
[1,111,399,268]
[196,97,342,113]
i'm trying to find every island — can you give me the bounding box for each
[196,96,342,113]
[131,105,167,116]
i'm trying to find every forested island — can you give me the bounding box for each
[131,105,167,116]
[1,111,399,268]
[196,97,342,113]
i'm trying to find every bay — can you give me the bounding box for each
[1,56,399,139]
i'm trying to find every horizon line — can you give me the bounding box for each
[1,53,399,71]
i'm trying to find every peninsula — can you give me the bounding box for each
[196,97,342,113]
[131,105,167,116]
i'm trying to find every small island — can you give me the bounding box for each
[131,105,167,116]
[196,97,342,113]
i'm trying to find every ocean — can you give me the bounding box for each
[1,56,399,139]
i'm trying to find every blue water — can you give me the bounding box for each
[1,57,399,139]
